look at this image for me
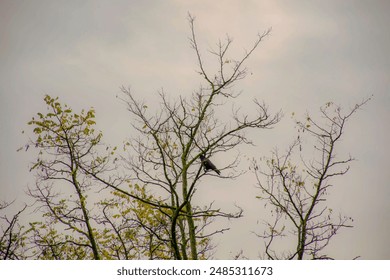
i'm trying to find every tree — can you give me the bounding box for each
[24,95,188,259]
[0,201,29,259]
[254,98,371,259]
[21,14,279,259]
[87,14,280,260]
[25,95,105,259]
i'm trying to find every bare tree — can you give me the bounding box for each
[92,14,280,260]
[254,98,371,259]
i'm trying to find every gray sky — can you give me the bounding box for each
[1,0,389,259]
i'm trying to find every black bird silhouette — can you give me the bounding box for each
[199,154,221,175]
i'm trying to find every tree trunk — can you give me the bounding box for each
[181,167,198,260]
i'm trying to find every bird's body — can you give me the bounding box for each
[199,154,221,175]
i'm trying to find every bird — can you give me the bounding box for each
[199,154,221,175]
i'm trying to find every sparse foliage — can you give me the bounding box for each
[25,95,105,259]
[254,98,371,259]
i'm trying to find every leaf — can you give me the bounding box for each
[29,161,41,172]
[33,127,42,134]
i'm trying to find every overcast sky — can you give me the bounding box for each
[1,0,389,259]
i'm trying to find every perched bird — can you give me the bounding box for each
[199,154,221,175]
